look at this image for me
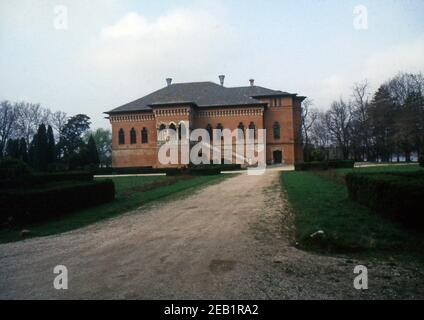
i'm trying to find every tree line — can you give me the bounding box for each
[0,101,112,171]
[302,72,424,162]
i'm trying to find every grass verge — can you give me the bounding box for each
[312,164,423,185]
[281,170,424,256]
[0,174,232,244]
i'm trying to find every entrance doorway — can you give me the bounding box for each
[273,150,282,164]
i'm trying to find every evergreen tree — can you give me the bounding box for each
[34,124,48,171]
[84,128,112,167]
[368,85,396,161]
[5,139,20,159]
[87,135,100,167]
[47,125,56,164]
[28,133,37,167]
[18,138,28,163]
[57,114,91,157]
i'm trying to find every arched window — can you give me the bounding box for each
[273,122,281,140]
[169,123,177,141]
[178,123,187,141]
[141,127,148,144]
[158,124,166,142]
[216,123,224,140]
[206,124,213,140]
[118,128,125,145]
[130,128,136,144]
[249,122,256,139]
[237,122,245,139]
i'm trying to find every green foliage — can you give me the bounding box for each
[28,134,36,167]
[345,172,424,229]
[5,138,29,164]
[87,135,100,166]
[84,128,112,167]
[5,139,20,159]
[0,169,93,190]
[0,174,230,242]
[0,158,32,180]
[18,138,28,163]
[33,124,48,171]
[57,114,91,157]
[29,123,57,171]
[67,149,87,170]
[336,164,423,176]
[310,148,326,162]
[47,125,55,164]
[327,160,355,169]
[32,171,92,184]
[295,160,354,171]
[281,171,424,253]
[295,161,329,171]
[0,180,115,226]
[93,164,242,176]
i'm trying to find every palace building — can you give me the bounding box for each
[105,76,305,168]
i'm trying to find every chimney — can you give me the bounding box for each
[166,78,172,86]
[219,75,225,86]
[249,79,255,87]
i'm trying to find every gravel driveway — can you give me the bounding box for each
[1,170,423,299]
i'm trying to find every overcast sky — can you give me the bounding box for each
[1,0,424,129]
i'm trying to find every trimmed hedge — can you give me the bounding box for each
[0,171,93,189]
[93,164,242,176]
[0,180,115,227]
[166,167,220,176]
[295,161,329,171]
[345,171,424,229]
[295,160,355,171]
[31,171,93,184]
[327,160,355,169]
[0,158,32,180]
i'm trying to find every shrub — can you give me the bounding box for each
[93,164,242,176]
[295,160,354,171]
[327,160,355,169]
[419,150,424,167]
[168,166,221,176]
[31,171,93,184]
[310,149,326,162]
[295,161,329,171]
[0,158,32,180]
[93,166,154,175]
[0,180,115,226]
[345,171,424,230]
[0,171,93,189]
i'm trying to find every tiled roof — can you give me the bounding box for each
[106,81,299,114]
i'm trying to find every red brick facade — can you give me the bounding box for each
[107,81,304,168]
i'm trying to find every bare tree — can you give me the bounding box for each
[325,98,353,160]
[383,72,424,161]
[310,111,331,159]
[15,102,51,144]
[0,101,18,155]
[351,80,371,160]
[51,110,68,137]
[301,99,318,161]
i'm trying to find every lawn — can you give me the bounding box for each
[281,165,424,256]
[0,174,231,244]
[313,164,423,185]
[337,163,423,176]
